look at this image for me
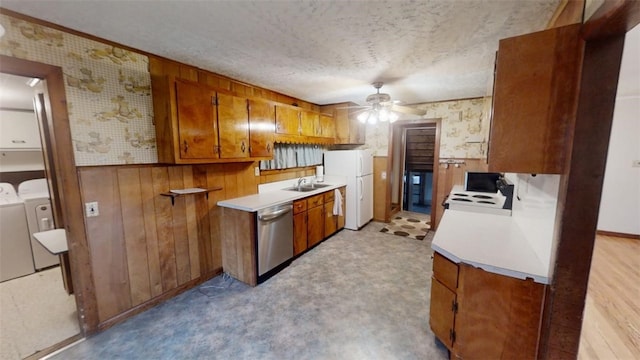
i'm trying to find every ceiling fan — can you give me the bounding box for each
[352,82,427,124]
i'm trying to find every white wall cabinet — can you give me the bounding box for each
[0,110,42,150]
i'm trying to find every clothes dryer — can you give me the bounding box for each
[18,179,59,269]
[0,182,35,281]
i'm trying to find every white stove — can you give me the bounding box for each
[444,185,512,216]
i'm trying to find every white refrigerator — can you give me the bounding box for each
[324,149,374,230]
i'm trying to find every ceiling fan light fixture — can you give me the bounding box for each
[357,111,369,123]
[389,112,399,123]
[379,108,389,122]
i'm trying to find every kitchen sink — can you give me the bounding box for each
[282,184,331,192]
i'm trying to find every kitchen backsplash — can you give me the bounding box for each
[361,97,490,159]
[0,14,156,166]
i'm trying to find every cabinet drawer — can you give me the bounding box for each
[433,252,459,291]
[323,190,335,202]
[307,193,324,208]
[293,199,307,214]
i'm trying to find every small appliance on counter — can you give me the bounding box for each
[443,172,514,216]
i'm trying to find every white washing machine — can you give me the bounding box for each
[18,179,59,269]
[0,182,35,281]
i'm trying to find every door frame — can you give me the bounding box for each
[386,118,441,226]
[0,55,96,335]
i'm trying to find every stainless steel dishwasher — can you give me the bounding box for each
[257,203,293,281]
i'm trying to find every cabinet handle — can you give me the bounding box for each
[183,140,189,153]
[11,140,27,144]
[451,300,458,313]
[267,143,271,153]
[241,142,246,153]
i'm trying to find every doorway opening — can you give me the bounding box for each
[387,119,440,226]
[0,72,81,358]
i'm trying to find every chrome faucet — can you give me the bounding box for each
[296,177,306,190]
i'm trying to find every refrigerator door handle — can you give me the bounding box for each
[359,156,363,176]
[359,177,363,200]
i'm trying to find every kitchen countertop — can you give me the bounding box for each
[217,176,347,212]
[432,209,550,284]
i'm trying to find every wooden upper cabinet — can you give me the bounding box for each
[300,109,320,137]
[217,92,249,159]
[320,102,365,145]
[248,99,275,158]
[319,113,336,138]
[489,24,583,174]
[275,105,300,135]
[175,78,219,160]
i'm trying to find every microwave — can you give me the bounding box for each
[464,172,502,193]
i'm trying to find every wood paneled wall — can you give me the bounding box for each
[259,166,317,184]
[434,159,488,228]
[373,157,389,222]
[78,162,259,325]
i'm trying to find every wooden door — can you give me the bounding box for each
[248,98,275,157]
[217,92,249,159]
[300,109,320,137]
[175,79,218,159]
[319,113,335,139]
[429,278,456,350]
[293,212,307,256]
[307,205,324,248]
[275,105,300,135]
[324,201,336,237]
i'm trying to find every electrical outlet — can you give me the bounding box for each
[254,166,260,176]
[381,171,387,180]
[85,201,99,217]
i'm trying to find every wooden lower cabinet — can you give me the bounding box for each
[307,204,324,248]
[429,251,546,359]
[292,186,346,256]
[293,199,308,256]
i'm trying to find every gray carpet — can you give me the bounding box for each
[50,221,448,360]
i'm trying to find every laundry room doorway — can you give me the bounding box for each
[0,62,83,358]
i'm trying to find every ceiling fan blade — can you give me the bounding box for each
[335,105,370,110]
[391,104,426,116]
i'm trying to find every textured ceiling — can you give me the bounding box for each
[1,0,563,106]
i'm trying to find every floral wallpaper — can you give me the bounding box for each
[361,97,491,159]
[0,14,156,165]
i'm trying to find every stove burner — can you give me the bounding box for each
[472,194,493,199]
[478,200,496,204]
[452,193,469,197]
[451,198,472,202]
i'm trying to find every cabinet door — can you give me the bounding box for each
[453,264,545,359]
[489,24,582,174]
[429,278,456,350]
[248,99,275,158]
[293,212,308,256]
[0,110,42,150]
[300,109,320,137]
[175,79,218,159]
[217,92,249,159]
[307,205,324,248]
[324,201,337,237]
[319,113,335,139]
[275,105,300,135]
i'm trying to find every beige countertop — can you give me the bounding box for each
[217,175,346,212]
[432,209,551,284]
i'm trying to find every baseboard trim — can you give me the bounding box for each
[596,230,640,239]
[25,334,84,360]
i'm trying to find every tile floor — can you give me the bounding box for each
[49,220,448,359]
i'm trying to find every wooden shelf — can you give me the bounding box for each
[161,187,222,205]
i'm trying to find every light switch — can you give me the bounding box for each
[381,171,387,180]
[85,201,99,217]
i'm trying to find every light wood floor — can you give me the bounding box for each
[578,234,640,359]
